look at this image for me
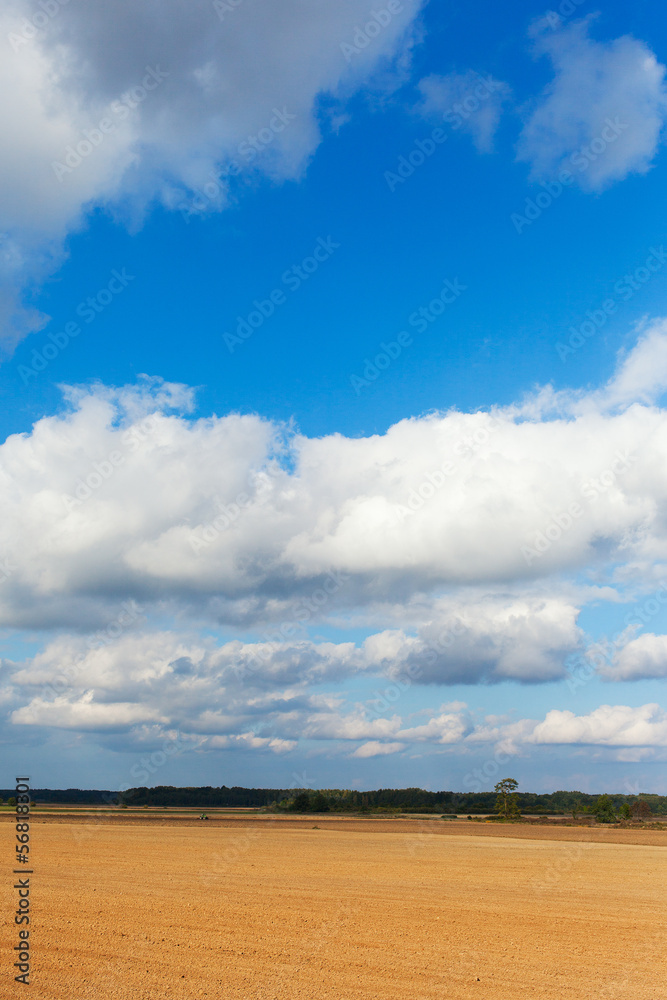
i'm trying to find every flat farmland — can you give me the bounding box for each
[2,818,665,999]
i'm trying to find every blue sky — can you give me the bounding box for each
[2,0,667,794]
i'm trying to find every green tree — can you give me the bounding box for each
[494,778,520,819]
[289,791,312,812]
[619,802,632,820]
[309,792,330,813]
[7,797,16,807]
[593,794,616,823]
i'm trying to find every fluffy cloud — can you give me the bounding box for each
[8,621,667,761]
[351,741,406,758]
[2,604,666,754]
[396,708,471,743]
[208,733,296,754]
[417,70,510,151]
[530,703,667,747]
[600,321,667,408]
[11,692,167,730]
[372,595,582,684]
[4,629,367,736]
[517,18,667,190]
[603,633,667,681]
[0,0,424,347]
[2,322,667,747]
[320,703,667,753]
[3,327,667,636]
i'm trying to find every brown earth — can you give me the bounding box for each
[2,817,666,999]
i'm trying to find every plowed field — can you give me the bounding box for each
[2,818,665,998]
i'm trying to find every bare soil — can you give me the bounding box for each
[2,817,665,998]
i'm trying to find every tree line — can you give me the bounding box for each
[2,785,662,817]
[116,784,665,815]
[0,788,116,804]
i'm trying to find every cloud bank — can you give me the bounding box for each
[3,326,667,636]
[1,324,667,756]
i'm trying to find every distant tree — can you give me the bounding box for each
[631,799,652,820]
[494,778,520,819]
[309,792,330,813]
[7,797,16,807]
[289,791,312,812]
[593,794,616,823]
[619,802,632,820]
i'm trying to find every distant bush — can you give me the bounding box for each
[593,794,617,823]
[631,799,652,820]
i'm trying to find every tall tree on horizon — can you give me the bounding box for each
[494,778,519,819]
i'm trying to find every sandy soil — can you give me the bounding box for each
[2,819,665,999]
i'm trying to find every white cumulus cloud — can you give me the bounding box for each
[2,327,667,634]
[0,0,424,348]
[603,633,667,681]
[530,703,667,746]
[517,17,667,190]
